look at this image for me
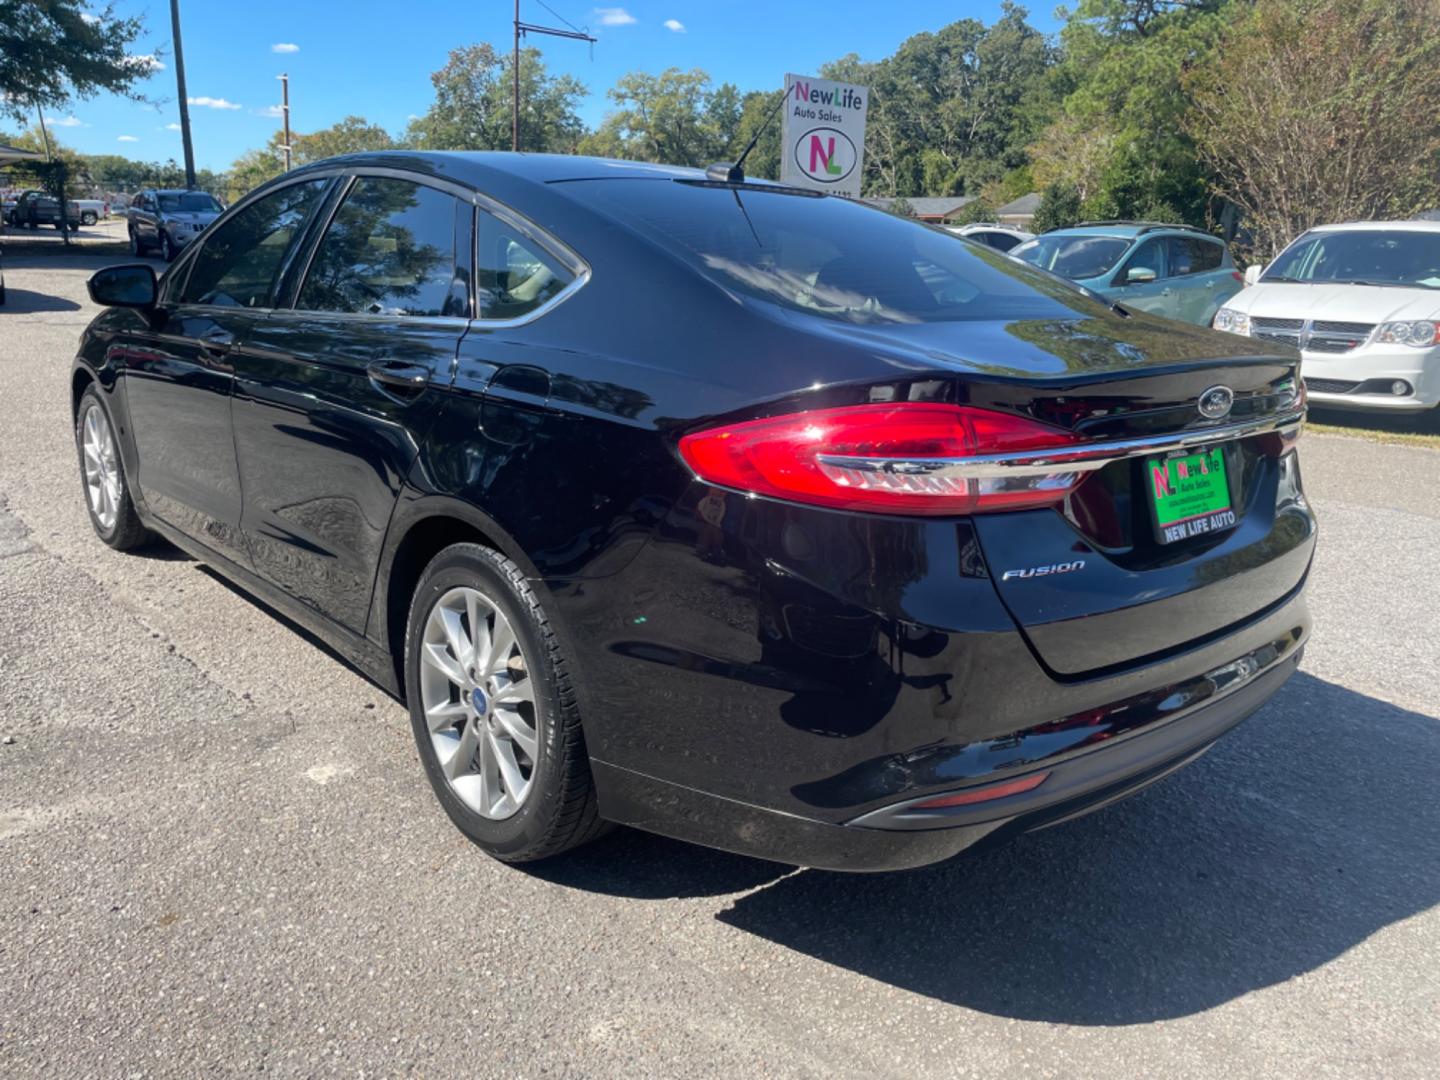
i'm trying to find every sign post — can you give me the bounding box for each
[780,73,868,197]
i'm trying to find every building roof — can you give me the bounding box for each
[862,195,976,218]
[995,192,1042,217]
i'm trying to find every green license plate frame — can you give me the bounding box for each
[1146,445,1238,545]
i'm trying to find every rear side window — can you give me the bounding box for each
[475,212,575,320]
[974,230,1022,253]
[297,177,463,318]
[1168,236,1224,275]
[182,179,327,308]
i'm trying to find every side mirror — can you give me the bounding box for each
[1124,266,1157,285]
[88,263,157,309]
[1243,264,1264,286]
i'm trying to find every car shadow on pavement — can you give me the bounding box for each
[711,672,1440,1024]
[0,288,82,314]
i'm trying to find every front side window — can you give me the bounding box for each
[296,177,462,317]
[181,179,328,308]
[1012,234,1132,282]
[1119,239,1165,282]
[475,212,575,320]
[1263,229,1440,289]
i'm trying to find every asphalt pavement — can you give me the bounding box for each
[1,255,1437,1078]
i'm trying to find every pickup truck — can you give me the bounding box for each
[70,199,108,225]
[11,190,80,231]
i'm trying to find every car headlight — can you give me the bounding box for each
[1376,320,1439,347]
[1213,308,1250,336]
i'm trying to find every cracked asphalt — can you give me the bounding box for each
[1,255,1437,1078]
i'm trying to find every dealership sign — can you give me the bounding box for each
[780,73,868,198]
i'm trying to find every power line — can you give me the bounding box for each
[512,0,597,152]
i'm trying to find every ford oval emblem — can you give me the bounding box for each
[1198,385,1235,420]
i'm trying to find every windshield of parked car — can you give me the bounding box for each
[1011,234,1132,280]
[1264,229,1440,289]
[158,192,223,213]
[575,180,1108,325]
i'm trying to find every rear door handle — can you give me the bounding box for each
[367,360,432,391]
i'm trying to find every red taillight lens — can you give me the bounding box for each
[678,403,1084,516]
[910,771,1050,809]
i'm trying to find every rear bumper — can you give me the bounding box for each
[593,602,1306,871]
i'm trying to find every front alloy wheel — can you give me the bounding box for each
[75,386,151,550]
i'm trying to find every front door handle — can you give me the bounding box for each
[198,326,235,350]
[367,360,432,391]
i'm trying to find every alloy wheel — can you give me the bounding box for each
[419,586,539,819]
[81,403,121,531]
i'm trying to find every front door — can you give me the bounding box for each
[1108,238,1174,318]
[232,174,471,633]
[122,177,332,566]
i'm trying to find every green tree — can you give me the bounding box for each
[1033,0,1231,223]
[949,199,998,226]
[823,4,1056,198]
[577,68,743,167]
[294,115,395,163]
[1185,0,1440,258]
[1031,182,1083,232]
[405,44,585,153]
[0,0,151,122]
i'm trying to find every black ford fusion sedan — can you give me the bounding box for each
[73,152,1313,871]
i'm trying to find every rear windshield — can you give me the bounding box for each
[1012,234,1131,280]
[574,179,1108,325]
[1264,229,1440,289]
[158,192,223,213]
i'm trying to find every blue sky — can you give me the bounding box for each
[21,0,1059,172]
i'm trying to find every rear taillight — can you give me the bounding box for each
[677,403,1085,516]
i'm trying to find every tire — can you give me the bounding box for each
[81,211,97,226]
[404,543,608,863]
[160,231,176,262]
[75,386,152,551]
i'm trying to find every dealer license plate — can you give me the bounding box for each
[1147,446,1237,545]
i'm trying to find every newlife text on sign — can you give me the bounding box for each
[780,73,869,198]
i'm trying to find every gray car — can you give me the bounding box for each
[126,188,224,261]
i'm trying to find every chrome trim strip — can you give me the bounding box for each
[815,410,1305,480]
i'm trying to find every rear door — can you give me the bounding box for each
[121,176,331,567]
[1108,238,1174,317]
[1166,235,1234,324]
[232,172,472,632]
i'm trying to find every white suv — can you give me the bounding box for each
[1212,221,1440,413]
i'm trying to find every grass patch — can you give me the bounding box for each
[1308,420,1440,450]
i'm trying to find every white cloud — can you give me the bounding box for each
[126,53,165,71]
[163,122,182,131]
[663,18,685,32]
[594,7,636,26]
[50,115,86,128]
[117,135,139,142]
[188,96,241,110]
[80,12,101,23]
[271,42,300,54]
[253,105,286,118]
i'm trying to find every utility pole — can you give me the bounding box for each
[169,0,197,189]
[278,74,292,171]
[34,103,52,162]
[512,0,596,152]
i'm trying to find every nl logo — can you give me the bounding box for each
[793,127,859,183]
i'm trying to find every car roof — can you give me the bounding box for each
[1040,222,1216,240]
[289,151,717,188]
[1306,220,1440,234]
